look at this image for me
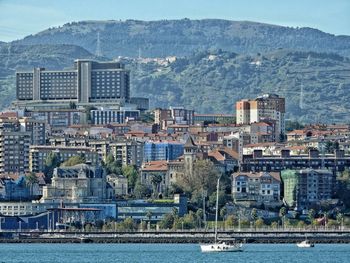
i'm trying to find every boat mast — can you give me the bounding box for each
[215,175,221,243]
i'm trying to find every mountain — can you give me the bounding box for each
[0,44,98,108]
[13,19,350,58]
[125,49,350,123]
[1,19,350,123]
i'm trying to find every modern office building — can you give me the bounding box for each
[16,59,130,104]
[236,94,285,138]
[144,141,184,162]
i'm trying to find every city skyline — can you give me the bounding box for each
[0,0,349,42]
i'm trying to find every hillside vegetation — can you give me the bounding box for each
[15,19,350,58]
[126,49,350,123]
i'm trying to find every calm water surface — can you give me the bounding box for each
[0,243,349,263]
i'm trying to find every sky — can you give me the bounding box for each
[0,0,349,42]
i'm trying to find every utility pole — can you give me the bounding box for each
[202,189,207,229]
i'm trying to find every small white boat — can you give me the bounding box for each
[297,240,314,248]
[200,241,243,252]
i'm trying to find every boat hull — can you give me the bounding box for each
[297,241,314,248]
[200,243,243,252]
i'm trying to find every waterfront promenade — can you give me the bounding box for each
[1,229,350,243]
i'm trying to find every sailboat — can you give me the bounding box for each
[200,176,244,252]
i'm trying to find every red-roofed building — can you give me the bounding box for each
[141,160,170,196]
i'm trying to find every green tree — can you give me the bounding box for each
[182,211,197,229]
[120,218,137,231]
[336,213,344,225]
[271,221,278,229]
[150,173,163,198]
[146,211,153,222]
[104,154,122,175]
[134,180,151,199]
[122,165,138,193]
[251,208,258,221]
[208,190,226,209]
[61,155,86,167]
[177,159,220,196]
[159,213,175,229]
[255,218,265,228]
[279,207,287,217]
[25,172,39,197]
[297,220,306,229]
[220,207,227,221]
[279,207,287,228]
[44,152,61,180]
[225,215,237,228]
[308,209,316,222]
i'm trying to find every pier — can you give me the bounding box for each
[2,229,350,243]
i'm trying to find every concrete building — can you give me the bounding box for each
[281,169,335,210]
[241,149,350,173]
[25,109,83,133]
[19,117,46,145]
[16,59,130,104]
[29,145,101,173]
[193,114,235,124]
[91,107,140,125]
[107,174,128,197]
[0,118,31,174]
[154,107,194,131]
[232,171,281,207]
[236,94,285,139]
[110,139,144,167]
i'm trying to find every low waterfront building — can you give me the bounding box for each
[116,194,187,221]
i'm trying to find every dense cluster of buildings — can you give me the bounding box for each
[0,58,348,230]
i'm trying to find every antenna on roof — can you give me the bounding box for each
[95,32,102,57]
[299,82,304,110]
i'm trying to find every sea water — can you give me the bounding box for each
[0,243,349,263]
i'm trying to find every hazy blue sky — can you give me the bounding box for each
[1,0,349,42]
